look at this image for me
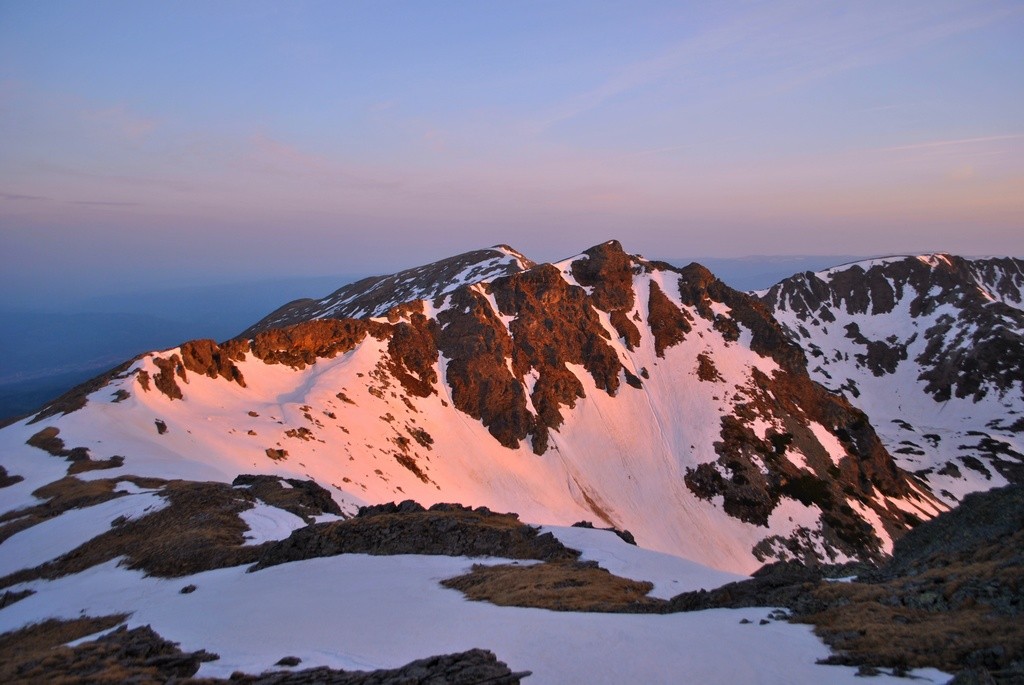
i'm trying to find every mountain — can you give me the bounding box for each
[759,254,1024,504]
[3,240,1021,683]
[2,241,942,574]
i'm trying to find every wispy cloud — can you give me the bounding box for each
[0,191,49,201]
[880,134,1024,152]
[532,2,1021,131]
[68,199,140,207]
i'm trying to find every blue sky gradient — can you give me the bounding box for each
[1,0,1022,302]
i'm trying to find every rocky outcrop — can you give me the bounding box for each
[179,337,249,386]
[662,486,1024,679]
[252,500,576,571]
[436,287,531,449]
[571,240,642,349]
[231,474,343,523]
[229,649,529,684]
[0,621,217,683]
[490,263,628,453]
[384,307,439,398]
[647,280,691,357]
[249,319,390,370]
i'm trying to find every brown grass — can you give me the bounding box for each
[442,561,658,612]
[0,477,124,545]
[25,427,126,476]
[0,480,263,589]
[0,614,127,682]
[66,456,125,475]
[804,581,1024,672]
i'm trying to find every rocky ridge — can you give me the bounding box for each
[5,240,945,571]
[242,245,534,337]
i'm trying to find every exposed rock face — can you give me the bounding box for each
[179,337,249,386]
[647,280,691,356]
[489,261,628,453]
[760,254,1024,502]
[571,241,642,349]
[436,287,530,449]
[761,254,1024,400]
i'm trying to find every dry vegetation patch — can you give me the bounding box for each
[0,474,349,589]
[0,616,525,684]
[24,426,125,476]
[0,466,23,488]
[0,480,262,589]
[442,560,658,612]
[0,476,159,545]
[804,583,1023,674]
[0,614,133,682]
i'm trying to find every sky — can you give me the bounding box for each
[1,0,1022,304]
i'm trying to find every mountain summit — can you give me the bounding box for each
[3,240,949,573]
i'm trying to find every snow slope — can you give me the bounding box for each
[0,543,949,684]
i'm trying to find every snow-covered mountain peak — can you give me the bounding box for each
[760,253,1023,506]
[4,240,945,573]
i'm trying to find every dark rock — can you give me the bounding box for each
[647,280,691,357]
[232,474,343,522]
[230,647,529,684]
[883,485,1024,580]
[252,502,576,571]
[0,588,33,608]
[571,520,637,545]
[947,668,998,685]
